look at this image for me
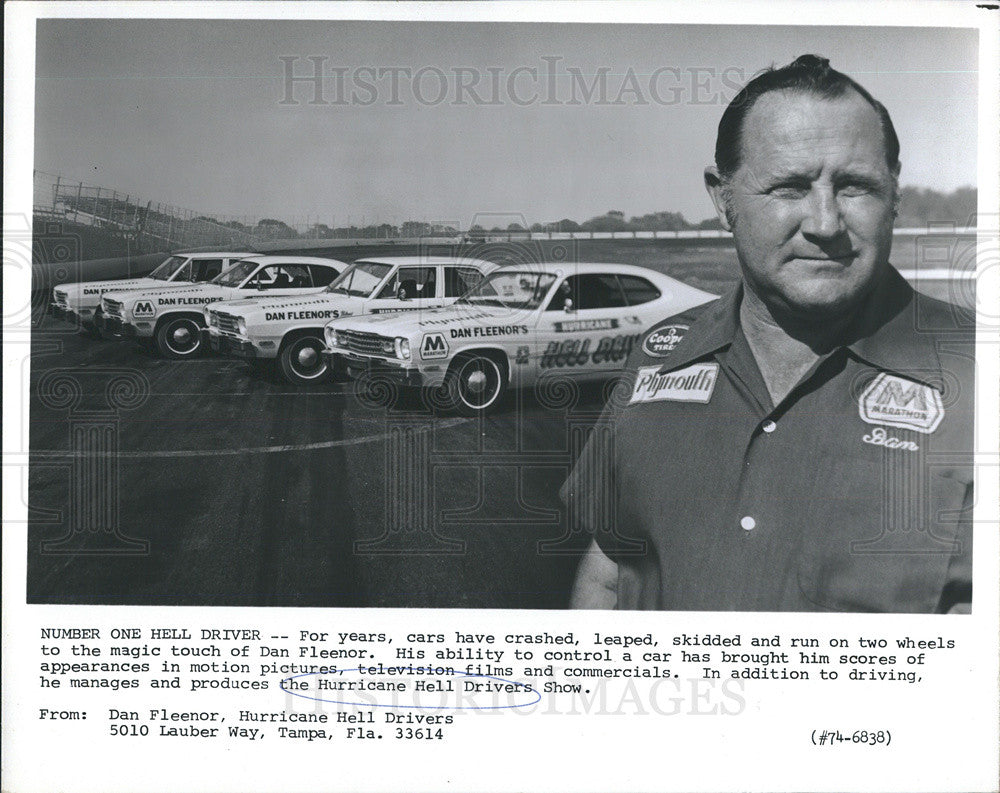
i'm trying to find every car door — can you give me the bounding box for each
[362,265,443,315]
[534,273,640,379]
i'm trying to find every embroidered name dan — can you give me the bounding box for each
[858,373,944,434]
[629,363,718,404]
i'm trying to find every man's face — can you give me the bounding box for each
[706,89,899,321]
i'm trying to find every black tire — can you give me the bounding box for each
[155,315,204,359]
[278,334,329,385]
[86,309,115,340]
[443,353,508,416]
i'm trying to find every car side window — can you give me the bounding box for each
[281,265,312,288]
[376,267,436,299]
[546,274,626,310]
[193,259,224,282]
[309,265,338,287]
[445,266,483,297]
[248,265,280,289]
[619,275,662,306]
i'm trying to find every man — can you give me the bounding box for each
[564,54,973,613]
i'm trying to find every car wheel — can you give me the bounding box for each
[155,316,203,359]
[279,335,329,384]
[444,353,508,416]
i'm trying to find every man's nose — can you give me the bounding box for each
[800,186,846,239]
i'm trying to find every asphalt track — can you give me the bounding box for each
[26,239,743,609]
[25,314,635,608]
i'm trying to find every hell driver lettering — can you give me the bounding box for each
[629,363,718,405]
[858,372,944,434]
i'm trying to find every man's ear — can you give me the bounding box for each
[704,166,733,232]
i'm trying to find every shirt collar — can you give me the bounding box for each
[846,267,943,388]
[657,283,741,373]
[658,267,943,386]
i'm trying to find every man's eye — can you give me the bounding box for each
[769,184,808,198]
[838,183,874,197]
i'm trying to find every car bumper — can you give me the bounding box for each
[209,333,258,359]
[50,304,67,320]
[324,352,425,387]
[95,314,125,335]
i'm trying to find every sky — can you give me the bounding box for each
[33,20,979,228]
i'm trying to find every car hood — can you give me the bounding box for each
[56,277,166,300]
[209,291,347,318]
[329,302,532,338]
[106,283,232,305]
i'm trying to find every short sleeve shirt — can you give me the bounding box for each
[562,268,974,613]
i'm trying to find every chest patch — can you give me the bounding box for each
[629,363,718,404]
[642,324,688,357]
[858,372,944,434]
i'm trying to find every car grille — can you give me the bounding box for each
[338,330,392,356]
[214,312,241,336]
[103,298,124,319]
[54,290,68,307]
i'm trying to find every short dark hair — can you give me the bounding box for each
[715,54,900,179]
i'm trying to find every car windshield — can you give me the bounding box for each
[149,255,189,281]
[211,259,258,287]
[325,261,392,297]
[457,271,557,310]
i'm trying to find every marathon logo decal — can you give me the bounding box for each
[629,363,718,404]
[132,300,156,319]
[421,332,449,360]
[858,373,943,434]
[642,324,688,357]
[554,318,618,333]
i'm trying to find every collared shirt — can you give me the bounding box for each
[562,267,974,612]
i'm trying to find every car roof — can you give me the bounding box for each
[493,262,683,277]
[232,255,348,267]
[173,251,255,258]
[354,256,498,270]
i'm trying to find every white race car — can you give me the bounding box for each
[100,255,347,358]
[204,256,497,384]
[323,262,718,414]
[50,250,253,336]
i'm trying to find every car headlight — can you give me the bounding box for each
[395,337,410,360]
[203,308,213,325]
[237,317,247,336]
[325,326,338,348]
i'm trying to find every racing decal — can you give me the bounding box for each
[858,373,943,434]
[371,307,423,313]
[84,287,107,296]
[642,324,688,357]
[156,296,217,306]
[515,345,530,365]
[264,310,341,322]
[420,333,449,360]
[540,333,641,369]
[554,318,618,333]
[629,363,718,404]
[450,325,528,338]
[419,313,493,327]
[132,300,156,319]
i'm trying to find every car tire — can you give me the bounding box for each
[443,352,508,416]
[278,335,329,385]
[155,316,204,359]
[86,309,115,340]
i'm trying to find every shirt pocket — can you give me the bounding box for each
[796,462,967,613]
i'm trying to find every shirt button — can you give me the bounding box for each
[740,516,756,531]
[762,420,777,434]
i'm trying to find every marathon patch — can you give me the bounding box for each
[642,324,688,357]
[858,373,943,434]
[554,318,618,333]
[629,363,718,404]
